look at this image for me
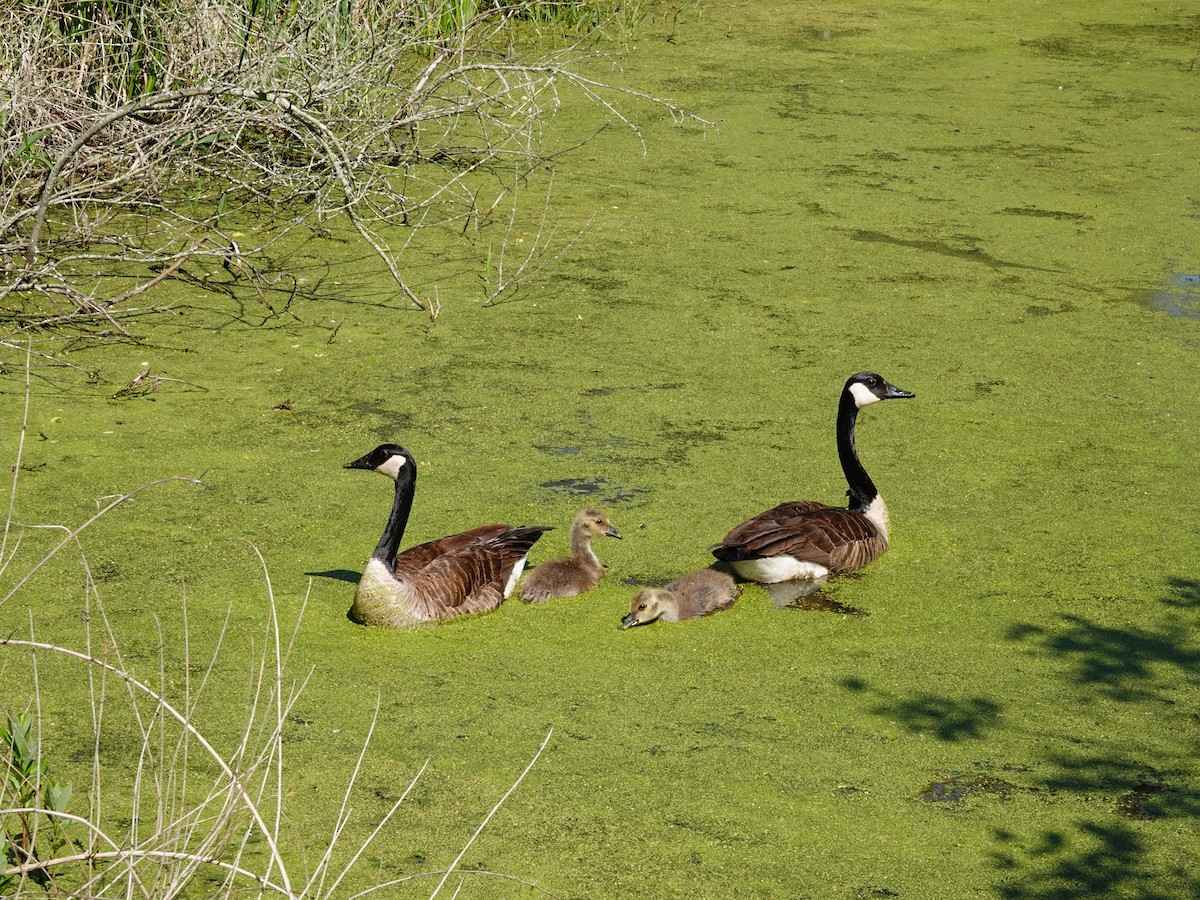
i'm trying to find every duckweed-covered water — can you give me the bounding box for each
[3,1,1199,897]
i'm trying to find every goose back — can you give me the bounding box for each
[713,501,888,574]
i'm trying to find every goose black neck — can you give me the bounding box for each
[373,466,415,566]
[837,389,877,513]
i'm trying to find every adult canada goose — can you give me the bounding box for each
[345,444,551,627]
[712,372,915,585]
[519,507,621,603]
[622,569,739,627]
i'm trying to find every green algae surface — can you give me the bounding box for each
[3,1,1200,897]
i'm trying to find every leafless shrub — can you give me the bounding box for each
[0,0,707,365]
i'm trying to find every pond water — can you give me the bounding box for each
[1152,271,1200,319]
[2,1,1199,899]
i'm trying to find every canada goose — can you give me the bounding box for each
[622,569,739,627]
[519,507,621,602]
[345,444,551,627]
[712,372,915,585]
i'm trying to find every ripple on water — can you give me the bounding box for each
[1150,272,1200,319]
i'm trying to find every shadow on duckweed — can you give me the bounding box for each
[1150,271,1200,319]
[989,814,1199,900]
[984,578,1200,898]
[841,677,1003,742]
[830,583,1198,896]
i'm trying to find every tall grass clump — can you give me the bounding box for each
[0,0,700,366]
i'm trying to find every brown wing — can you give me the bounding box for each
[400,525,551,618]
[393,524,512,580]
[713,502,886,573]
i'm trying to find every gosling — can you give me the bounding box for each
[622,569,740,628]
[519,508,621,602]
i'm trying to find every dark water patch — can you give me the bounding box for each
[877,271,948,285]
[921,772,1023,804]
[1150,272,1200,319]
[999,206,1092,222]
[766,579,868,615]
[1083,18,1200,47]
[539,477,650,504]
[620,573,672,587]
[798,199,837,216]
[658,423,725,445]
[1116,770,1174,820]
[790,594,868,616]
[919,141,1086,161]
[536,444,582,456]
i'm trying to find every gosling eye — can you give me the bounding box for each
[637,603,646,611]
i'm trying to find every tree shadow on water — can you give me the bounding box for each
[990,819,1197,899]
[840,677,1003,741]
[1006,613,1200,704]
[991,577,1200,897]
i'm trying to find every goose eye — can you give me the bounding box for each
[637,603,646,611]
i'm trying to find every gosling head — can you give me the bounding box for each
[345,444,414,481]
[845,372,916,409]
[622,588,674,628]
[576,508,621,540]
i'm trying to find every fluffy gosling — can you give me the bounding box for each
[622,569,739,628]
[520,507,621,602]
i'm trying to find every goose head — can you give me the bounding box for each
[576,507,622,541]
[622,588,674,628]
[845,372,916,409]
[345,444,414,480]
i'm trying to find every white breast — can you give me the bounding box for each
[731,556,830,583]
[862,495,890,541]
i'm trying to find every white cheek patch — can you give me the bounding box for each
[849,382,881,408]
[377,454,408,479]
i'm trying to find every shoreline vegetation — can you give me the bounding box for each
[1,0,707,371]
